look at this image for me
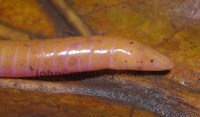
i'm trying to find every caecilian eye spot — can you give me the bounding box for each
[29,66,34,71]
[136,61,143,63]
[125,60,128,63]
[130,50,132,53]
[150,59,154,63]
[130,41,134,44]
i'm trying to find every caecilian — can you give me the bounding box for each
[0,36,173,77]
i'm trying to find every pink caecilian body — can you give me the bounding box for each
[0,36,173,77]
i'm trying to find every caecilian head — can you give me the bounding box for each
[110,38,174,71]
[126,41,174,71]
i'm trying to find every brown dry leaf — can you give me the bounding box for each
[0,0,70,38]
[0,88,158,117]
[0,0,200,117]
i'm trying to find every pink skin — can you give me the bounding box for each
[0,36,173,78]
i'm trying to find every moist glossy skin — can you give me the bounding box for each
[0,36,173,77]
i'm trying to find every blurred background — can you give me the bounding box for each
[0,0,199,116]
